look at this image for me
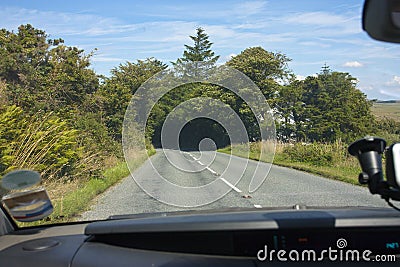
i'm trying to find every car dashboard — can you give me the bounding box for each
[1,207,400,266]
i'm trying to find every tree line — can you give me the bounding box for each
[0,24,397,181]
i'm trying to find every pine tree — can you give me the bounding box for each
[182,27,219,63]
[321,63,330,75]
[173,28,219,75]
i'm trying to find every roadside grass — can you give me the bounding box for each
[372,102,400,122]
[51,160,132,222]
[18,147,155,227]
[219,141,361,186]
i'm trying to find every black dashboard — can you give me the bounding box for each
[1,207,400,266]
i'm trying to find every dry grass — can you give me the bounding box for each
[221,140,276,163]
[3,111,78,181]
[42,178,80,216]
[103,155,120,169]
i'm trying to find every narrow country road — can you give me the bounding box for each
[80,149,387,220]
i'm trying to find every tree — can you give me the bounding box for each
[0,24,49,81]
[173,27,219,76]
[45,45,99,112]
[0,24,113,182]
[274,78,305,141]
[99,58,167,140]
[214,47,292,141]
[177,27,219,63]
[0,24,99,113]
[277,66,373,143]
[227,47,291,99]
[0,24,51,108]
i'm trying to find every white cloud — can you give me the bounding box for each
[284,12,348,26]
[386,75,400,86]
[226,53,237,61]
[343,61,363,67]
[234,1,267,16]
[298,41,331,48]
[0,7,122,36]
[358,85,374,91]
[91,56,125,63]
[146,1,268,21]
[379,89,400,99]
[295,75,306,81]
[282,11,362,37]
[378,76,400,99]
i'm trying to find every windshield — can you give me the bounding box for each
[0,0,398,226]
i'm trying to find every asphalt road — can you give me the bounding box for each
[80,149,387,221]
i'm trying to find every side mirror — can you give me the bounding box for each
[1,170,53,222]
[363,0,400,43]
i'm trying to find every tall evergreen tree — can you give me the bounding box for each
[173,27,219,75]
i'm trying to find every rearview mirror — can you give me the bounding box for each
[363,0,400,43]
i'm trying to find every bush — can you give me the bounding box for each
[282,140,348,166]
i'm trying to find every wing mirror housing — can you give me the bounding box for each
[363,0,400,43]
[1,170,53,222]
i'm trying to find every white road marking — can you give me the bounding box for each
[220,177,242,193]
[188,153,205,165]
[188,153,199,161]
[206,166,217,175]
[254,204,262,208]
[188,153,243,194]
[187,153,243,193]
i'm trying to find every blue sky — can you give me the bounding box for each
[1,0,400,100]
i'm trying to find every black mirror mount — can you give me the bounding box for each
[363,0,400,43]
[348,137,387,194]
[348,137,400,211]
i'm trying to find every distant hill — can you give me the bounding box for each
[374,100,400,104]
[371,101,400,122]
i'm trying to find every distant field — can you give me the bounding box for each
[372,102,400,122]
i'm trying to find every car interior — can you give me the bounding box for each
[1,0,400,266]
